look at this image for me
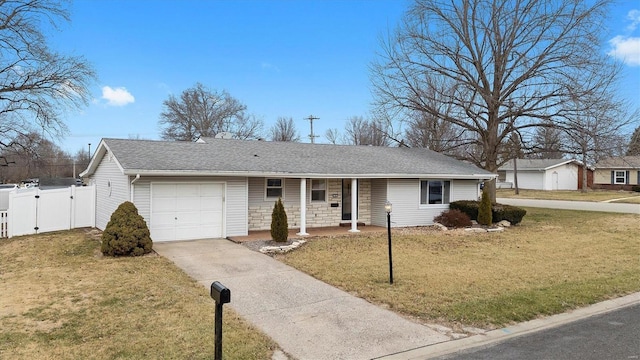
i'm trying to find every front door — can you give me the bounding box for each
[342,179,357,221]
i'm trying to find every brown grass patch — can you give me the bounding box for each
[496,188,640,202]
[0,230,277,359]
[278,208,640,329]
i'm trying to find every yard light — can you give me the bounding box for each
[385,201,393,284]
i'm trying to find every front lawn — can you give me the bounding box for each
[0,230,277,360]
[277,208,640,330]
[496,188,640,203]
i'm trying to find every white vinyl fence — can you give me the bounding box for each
[1,185,95,238]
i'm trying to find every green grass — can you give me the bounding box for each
[277,208,640,329]
[0,230,277,359]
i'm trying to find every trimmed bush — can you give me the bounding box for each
[477,190,492,226]
[493,203,527,225]
[450,200,527,225]
[270,198,288,242]
[632,185,640,193]
[449,200,479,220]
[434,209,472,228]
[101,201,152,257]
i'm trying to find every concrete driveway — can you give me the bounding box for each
[154,239,449,360]
[497,198,640,214]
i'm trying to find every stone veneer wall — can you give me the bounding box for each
[248,179,371,231]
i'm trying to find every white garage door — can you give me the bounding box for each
[151,183,224,241]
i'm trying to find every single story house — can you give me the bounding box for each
[593,156,640,190]
[80,138,496,242]
[497,159,590,190]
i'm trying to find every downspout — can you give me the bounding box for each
[130,174,140,201]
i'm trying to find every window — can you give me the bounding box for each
[614,171,626,184]
[311,179,327,201]
[265,178,283,198]
[420,180,450,205]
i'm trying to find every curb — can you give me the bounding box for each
[377,292,640,360]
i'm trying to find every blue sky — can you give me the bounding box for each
[52,0,640,154]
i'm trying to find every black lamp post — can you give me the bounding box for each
[385,200,393,284]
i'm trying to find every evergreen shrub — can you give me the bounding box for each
[101,201,152,256]
[492,203,527,225]
[477,190,493,226]
[270,198,288,242]
[450,200,527,225]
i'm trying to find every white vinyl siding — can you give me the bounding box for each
[385,179,481,227]
[225,178,249,236]
[133,182,151,226]
[450,180,481,202]
[370,179,388,227]
[90,151,129,230]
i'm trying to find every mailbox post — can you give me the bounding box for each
[210,281,231,360]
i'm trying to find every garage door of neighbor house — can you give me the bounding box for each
[151,183,224,242]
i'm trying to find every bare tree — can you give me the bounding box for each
[159,83,263,141]
[0,0,95,150]
[627,126,640,156]
[343,116,390,146]
[0,132,73,181]
[269,117,300,142]
[529,120,565,159]
[561,89,636,191]
[404,110,465,154]
[371,0,622,201]
[325,128,341,144]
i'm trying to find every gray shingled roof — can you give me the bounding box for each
[499,158,576,171]
[594,156,640,169]
[84,138,496,179]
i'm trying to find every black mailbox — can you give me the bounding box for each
[210,281,231,304]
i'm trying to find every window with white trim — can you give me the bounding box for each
[311,179,327,202]
[614,171,626,184]
[265,178,283,198]
[420,180,450,205]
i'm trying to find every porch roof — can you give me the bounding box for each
[81,138,497,179]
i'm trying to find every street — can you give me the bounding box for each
[433,303,640,360]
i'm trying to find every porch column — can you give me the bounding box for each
[297,178,309,236]
[349,178,360,232]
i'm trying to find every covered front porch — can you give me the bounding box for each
[247,177,373,233]
[228,225,386,243]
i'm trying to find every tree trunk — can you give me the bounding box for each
[581,153,588,193]
[513,158,519,195]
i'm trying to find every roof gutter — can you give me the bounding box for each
[121,170,498,180]
[130,174,140,201]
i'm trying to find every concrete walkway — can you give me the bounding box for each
[154,239,449,360]
[497,198,640,214]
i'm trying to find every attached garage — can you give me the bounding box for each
[151,183,225,242]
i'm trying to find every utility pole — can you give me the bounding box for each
[305,115,319,144]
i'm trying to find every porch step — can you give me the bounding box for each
[339,222,366,227]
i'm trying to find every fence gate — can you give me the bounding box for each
[7,186,95,238]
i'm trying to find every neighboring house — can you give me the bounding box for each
[498,159,590,191]
[593,156,640,191]
[80,138,496,242]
